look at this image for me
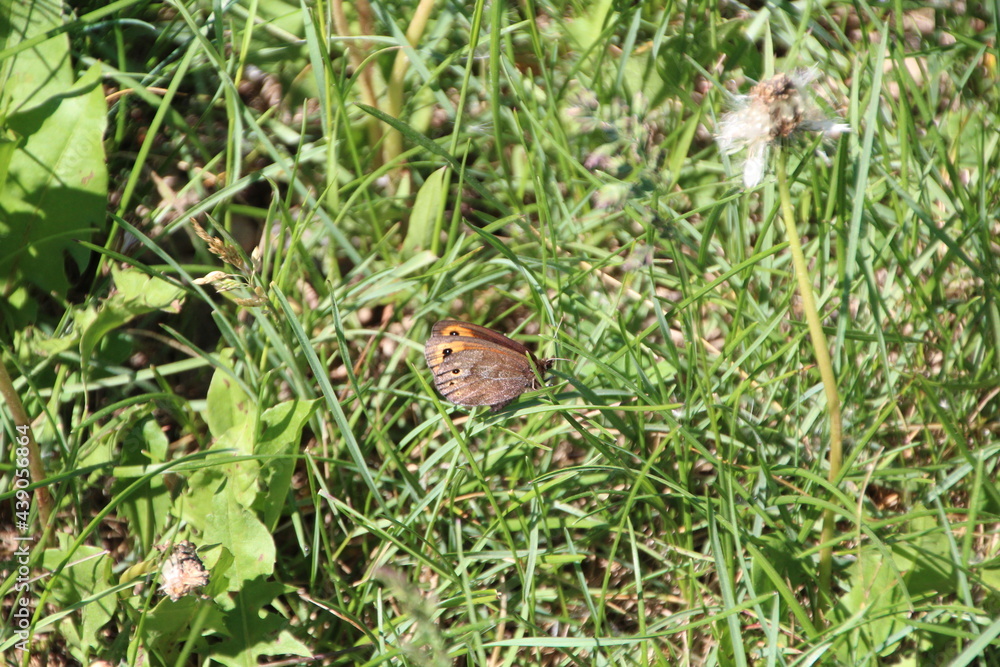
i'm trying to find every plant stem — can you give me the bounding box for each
[0,359,53,526]
[383,0,437,175]
[775,152,843,618]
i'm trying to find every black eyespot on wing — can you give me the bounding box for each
[443,347,452,356]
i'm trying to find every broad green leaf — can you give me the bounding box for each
[0,129,18,191]
[892,508,957,596]
[114,417,172,553]
[78,265,185,367]
[835,547,907,662]
[142,595,224,667]
[0,0,73,108]
[205,349,257,441]
[212,583,312,667]
[41,535,114,665]
[205,490,275,586]
[255,399,319,530]
[403,166,448,255]
[0,44,108,296]
[565,0,615,52]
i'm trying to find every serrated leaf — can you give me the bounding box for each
[212,583,312,667]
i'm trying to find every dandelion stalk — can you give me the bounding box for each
[775,151,842,612]
[717,72,850,619]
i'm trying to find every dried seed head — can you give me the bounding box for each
[159,540,209,601]
[752,73,806,140]
[716,71,851,188]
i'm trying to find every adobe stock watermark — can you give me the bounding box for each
[10,424,35,653]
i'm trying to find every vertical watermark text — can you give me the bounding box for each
[10,424,35,652]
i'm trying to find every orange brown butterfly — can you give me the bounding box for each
[424,320,554,412]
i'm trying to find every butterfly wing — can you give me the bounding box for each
[431,320,531,354]
[425,324,544,410]
[431,320,547,368]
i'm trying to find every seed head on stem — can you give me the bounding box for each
[716,71,851,188]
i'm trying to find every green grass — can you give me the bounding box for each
[2,0,999,665]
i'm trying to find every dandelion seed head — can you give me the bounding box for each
[752,73,806,140]
[715,71,851,188]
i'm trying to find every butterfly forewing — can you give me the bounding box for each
[432,320,533,351]
[424,320,551,410]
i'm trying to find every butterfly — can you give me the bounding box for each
[424,320,553,411]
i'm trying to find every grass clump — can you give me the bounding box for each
[1,1,998,665]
